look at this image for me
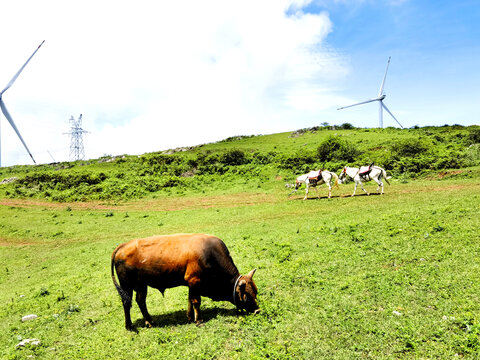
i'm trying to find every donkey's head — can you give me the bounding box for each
[338,167,348,184]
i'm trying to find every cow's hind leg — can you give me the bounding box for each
[120,287,134,330]
[135,285,153,327]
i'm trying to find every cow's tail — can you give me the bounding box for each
[382,169,391,185]
[111,244,132,306]
[331,172,340,189]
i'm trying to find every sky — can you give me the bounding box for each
[0,0,479,166]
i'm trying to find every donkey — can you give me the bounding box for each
[289,170,339,200]
[339,165,391,196]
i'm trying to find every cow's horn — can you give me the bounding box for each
[246,269,256,279]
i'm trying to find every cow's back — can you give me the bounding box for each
[113,234,238,294]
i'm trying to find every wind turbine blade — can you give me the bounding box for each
[381,102,404,129]
[378,56,391,97]
[337,98,377,110]
[0,99,36,164]
[1,40,45,95]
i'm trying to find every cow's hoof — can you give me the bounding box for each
[145,320,153,328]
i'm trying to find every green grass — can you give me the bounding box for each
[1,175,480,359]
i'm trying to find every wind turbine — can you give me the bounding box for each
[0,40,45,166]
[337,57,403,129]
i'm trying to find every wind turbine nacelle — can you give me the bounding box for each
[378,94,386,101]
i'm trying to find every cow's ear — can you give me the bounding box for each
[239,279,246,290]
[246,269,256,279]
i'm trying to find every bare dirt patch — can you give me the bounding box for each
[0,192,280,212]
[0,238,37,247]
[432,170,464,179]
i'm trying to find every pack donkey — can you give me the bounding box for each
[339,164,391,196]
[288,170,339,200]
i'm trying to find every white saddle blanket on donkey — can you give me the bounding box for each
[307,170,322,180]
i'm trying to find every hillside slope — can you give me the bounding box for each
[0,125,479,202]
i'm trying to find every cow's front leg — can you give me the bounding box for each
[188,287,202,325]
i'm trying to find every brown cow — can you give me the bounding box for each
[111,233,259,330]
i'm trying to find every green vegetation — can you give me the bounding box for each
[1,125,480,359]
[0,125,478,202]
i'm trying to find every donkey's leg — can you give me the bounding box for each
[352,182,358,196]
[359,180,369,196]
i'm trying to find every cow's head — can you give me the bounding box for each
[235,269,260,314]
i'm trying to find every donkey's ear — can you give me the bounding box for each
[246,269,256,279]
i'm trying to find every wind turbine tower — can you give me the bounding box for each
[66,114,88,161]
[0,41,44,167]
[337,57,404,129]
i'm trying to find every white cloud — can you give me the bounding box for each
[0,0,350,166]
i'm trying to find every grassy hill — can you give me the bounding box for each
[0,125,479,202]
[1,125,480,359]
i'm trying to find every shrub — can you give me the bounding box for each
[467,128,480,145]
[277,151,316,171]
[220,149,249,166]
[339,123,355,130]
[391,138,430,157]
[464,144,480,166]
[316,136,360,162]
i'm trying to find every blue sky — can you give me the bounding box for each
[318,0,480,127]
[0,0,479,166]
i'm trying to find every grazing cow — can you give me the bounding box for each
[111,233,259,330]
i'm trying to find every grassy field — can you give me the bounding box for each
[1,172,480,359]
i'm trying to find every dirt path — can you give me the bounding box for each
[0,182,478,212]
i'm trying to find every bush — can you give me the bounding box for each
[467,128,480,145]
[316,136,360,162]
[277,151,316,171]
[339,123,355,130]
[391,138,430,157]
[464,144,480,166]
[221,149,249,166]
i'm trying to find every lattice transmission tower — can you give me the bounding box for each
[66,114,88,161]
